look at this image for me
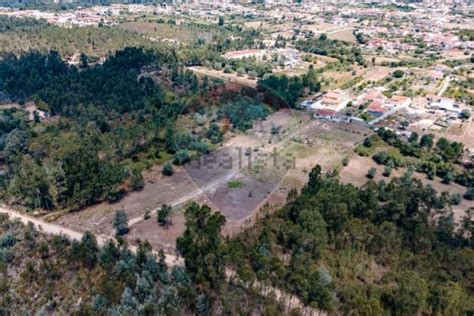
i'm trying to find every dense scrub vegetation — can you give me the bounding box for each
[296,34,365,65]
[227,165,473,314]
[0,211,282,314]
[257,65,321,108]
[0,16,161,59]
[217,96,269,131]
[361,128,473,189]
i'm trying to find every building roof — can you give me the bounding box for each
[390,95,409,103]
[367,100,387,113]
[321,90,343,105]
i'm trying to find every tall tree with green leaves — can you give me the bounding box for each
[176,203,226,289]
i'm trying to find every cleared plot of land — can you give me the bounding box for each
[273,62,314,77]
[225,120,370,235]
[339,155,472,222]
[323,66,368,89]
[244,21,272,30]
[327,27,356,43]
[361,67,392,82]
[301,22,338,33]
[54,109,370,249]
[304,53,340,64]
[409,117,474,150]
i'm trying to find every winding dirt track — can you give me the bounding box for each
[0,204,325,315]
[0,204,181,266]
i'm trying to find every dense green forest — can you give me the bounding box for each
[0,49,193,209]
[0,16,159,58]
[296,34,366,65]
[226,165,473,314]
[0,208,284,314]
[0,47,271,211]
[258,65,321,108]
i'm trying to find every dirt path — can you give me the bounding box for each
[0,204,324,315]
[438,75,450,97]
[0,204,181,266]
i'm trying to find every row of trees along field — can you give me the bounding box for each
[227,165,473,314]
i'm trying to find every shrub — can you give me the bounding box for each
[367,167,377,179]
[342,157,349,166]
[383,166,392,177]
[449,193,462,205]
[0,233,16,248]
[173,149,190,166]
[363,137,373,147]
[130,169,144,190]
[162,162,174,176]
[113,209,129,236]
[460,109,471,119]
[236,67,246,77]
[464,187,474,200]
[227,180,244,188]
[392,70,405,78]
[157,204,173,227]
